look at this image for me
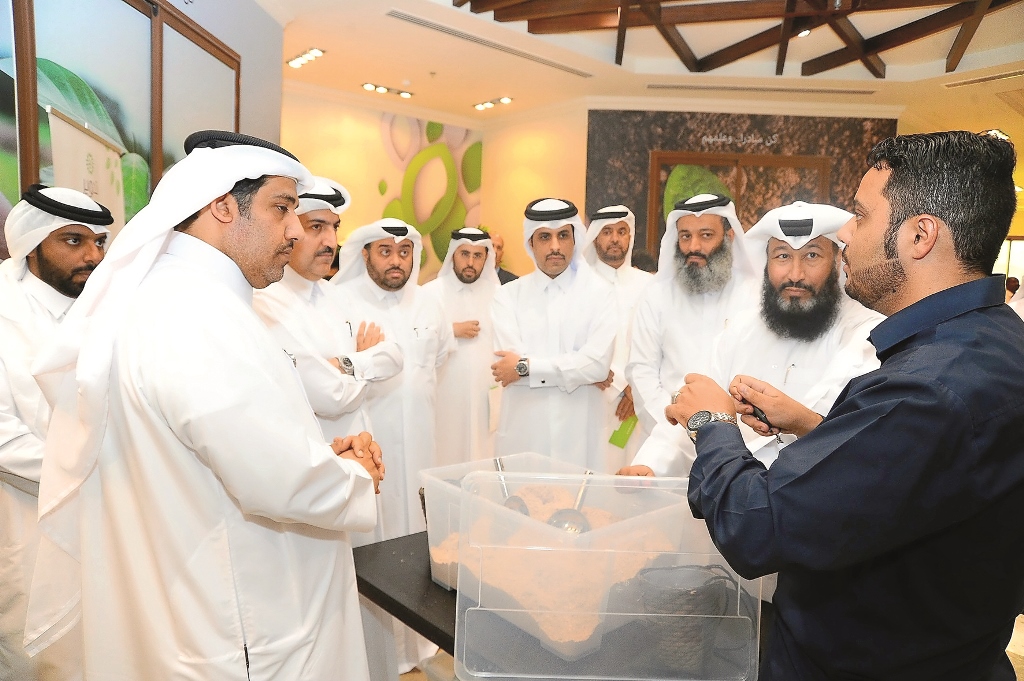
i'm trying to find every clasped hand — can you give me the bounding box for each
[332,432,384,494]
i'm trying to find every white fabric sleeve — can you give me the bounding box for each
[491,285,526,355]
[145,323,376,532]
[262,318,368,420]
[348,339,403,382]
[0,355,45,482]
[527,308,616,393]
[626,296,671,430]
[631,418,698,477]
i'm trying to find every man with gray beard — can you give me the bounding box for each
[622,194,759,466]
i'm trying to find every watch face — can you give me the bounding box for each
[515,360,528,376]
[687,410,713,431]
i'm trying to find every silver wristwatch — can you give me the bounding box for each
[514,357,529,377]
[338,356,355,376]
[686,410,737,443]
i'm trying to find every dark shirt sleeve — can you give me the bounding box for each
[688,373,982,579]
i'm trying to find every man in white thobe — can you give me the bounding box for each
[25,131,382,681]
[326,218,453,674]
[421,228,499,465]
[623,193,759,472]
[581,205,652,471]
[0,185,110,681]
[629,201,883,477]
[491,198,616,471]
[253,176,401,443]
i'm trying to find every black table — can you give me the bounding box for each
[352,531,457,654]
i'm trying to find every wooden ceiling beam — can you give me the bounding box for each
[946,0,993,72]
[615,2,629,64]
[697,15,828,71]
[524,0,960,32]
[639,1,699,71]
[469,0,532,13]
[805,0,886,77]
[801,0,1021,75]
[776,0,797,75]
[496,0,621,22]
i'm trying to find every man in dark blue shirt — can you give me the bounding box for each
[669,131,1023,679]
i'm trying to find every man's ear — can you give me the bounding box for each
[209,192,236,225]
[726,228,735,242]
[904,214,941,261]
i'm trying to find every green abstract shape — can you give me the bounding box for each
[378,179,388,196]
[382,197,406,221]
[425,121,444,143]
[401,143,457,235]
[461,141,482,193]
[32,58,125,149]
[0,151,19,206]
[662,165,732,221]
[430,195,467,263]
[121,152,150,221]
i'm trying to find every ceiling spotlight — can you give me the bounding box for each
[285,47,325,69]
[363,82,415,98]
[473,96,515,111]
[376,86,388,94]
[363,83,376,91]
[1016,185,1023,193]
[399,91,412,99]
[797,29,811,38]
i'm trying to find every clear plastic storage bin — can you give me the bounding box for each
[454,473,761,681]
[420,453,585,590]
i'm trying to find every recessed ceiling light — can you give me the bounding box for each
[1016,185,1023,192]
[288,59,304,69]
[797,29,811,38]
[399,91,412,99]
[376,86,388,94]
[363,83,375,91]
[308,48,324,58]
[474,103,486,111]
[499,97,512,104]
[285,47,325,69]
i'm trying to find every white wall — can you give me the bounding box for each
[165,0,283,143]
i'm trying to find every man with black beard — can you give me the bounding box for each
[421,228,500,464]
[621,201,880,478]
[0,185,110,680]
[621,194,759,475]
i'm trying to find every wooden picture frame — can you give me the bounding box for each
[12,0,240,191]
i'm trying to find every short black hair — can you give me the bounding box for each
[866,131,1017,274]
[173,175,271,232]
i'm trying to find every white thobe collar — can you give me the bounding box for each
[165,232,253,306]
[539,264,577,294]
[592,259,625,286]
[359,270,403,306]
[21,270,75,321]
[280,264,323,305]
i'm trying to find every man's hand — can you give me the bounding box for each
[615,385,636,421]
[356,321,384,352]
[594,369,614,391]
[729,375,822,437]
[491,351,521,387]
[332,432,385,494]
[616,464,654,477]
[453,320,481,339]
[665,374,735,426]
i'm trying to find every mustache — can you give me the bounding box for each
[682,251,707,261]
[777,280,814,293]
[545,252,565,259]
[315,246,335,257]
[386,266,406,274]
[71,264,96,276]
